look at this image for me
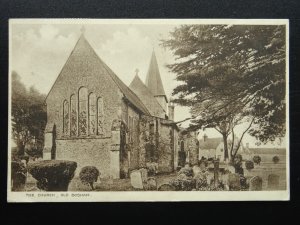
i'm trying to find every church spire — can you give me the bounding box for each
[145,50,168,112]
[145,50,167,101]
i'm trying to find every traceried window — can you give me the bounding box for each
[63,100,69,135]
[97,97,104,135]
[78,87,88,136]
[70,94,77,136]
[89,93,97,135]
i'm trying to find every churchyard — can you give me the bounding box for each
[19,149,286,192]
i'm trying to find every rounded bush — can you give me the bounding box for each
[245,160,254,170]
[11,161,27,191]
[79,166,100,190]
[273,156,280,164]
[253,155,261,165]
[28,160,77,191]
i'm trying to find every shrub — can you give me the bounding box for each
[245,160,254,170]
[158,183,176,191]
[146,162,158,176]
[240,175,249,190]
[169,173,196,191]
[28,160,77,191]
[79,166,100,190]
[233,154,244,175]
[194,172,208,190]
[253,155,261,165]
[11,161,27,191]
[234,154,243,166]
[273,156,280,164]
[178,166,193,177]
[20,155,29,164]
[25,147,43,159]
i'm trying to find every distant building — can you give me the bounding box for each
[43,34,179,179]
[198,134,248,161]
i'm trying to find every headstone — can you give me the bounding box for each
[267,174,280,190]
[220,173,230,191]
[158,183,176,191]
[249,176,263,191]
[192,165,201,176]
[227,165,236,174]
[228,173,241,191]
[130,170,143,189]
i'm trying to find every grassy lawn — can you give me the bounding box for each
[68,172,178,191]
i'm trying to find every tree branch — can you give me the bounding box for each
[233,117,255,158]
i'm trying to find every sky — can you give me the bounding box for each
[10,20,286,148]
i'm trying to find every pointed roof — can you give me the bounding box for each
[199,138,223,150]
[145,51,167,101]
[46,34,150,115]
[129,74,166,118]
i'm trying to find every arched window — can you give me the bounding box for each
[78,87,88,136]
[89,93,97,135]
[97,97,104,135]
[70,94,77,136]
[63,100,69,135]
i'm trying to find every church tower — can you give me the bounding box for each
[145,50,168,112]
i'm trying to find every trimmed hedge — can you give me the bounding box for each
[272,156,280,164]
[28,160,77,191]
[253,155,261,165]
[245,160,254,170]
[79,166,100,190]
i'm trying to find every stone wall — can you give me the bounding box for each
[45,36,123,140]
[179,131,199,166]
[138,116,176,173]
[56,138,111,177]
[157,123,174,173]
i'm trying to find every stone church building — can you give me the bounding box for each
[43,33,181,179]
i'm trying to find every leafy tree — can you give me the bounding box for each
[11,71,47,157]
[162,25,286,159]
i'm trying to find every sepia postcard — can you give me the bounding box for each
[7,19,289,202]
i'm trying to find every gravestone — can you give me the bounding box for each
[227,165,236,174]
[228,173,241,191]
[130,170,143,189]
[192,165,201,176]
[249,176,262,191]
[158,183,176,191]
[267,174,280,190]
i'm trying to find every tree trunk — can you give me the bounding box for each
[222,133,229,161]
